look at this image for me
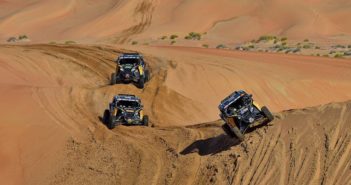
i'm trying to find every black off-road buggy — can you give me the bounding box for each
[218,90,274,141]
[111,53,150,88]
[102,94,149,129]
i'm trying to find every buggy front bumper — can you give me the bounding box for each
[120,119,143,126]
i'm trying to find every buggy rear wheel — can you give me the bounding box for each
[261,106,274,123]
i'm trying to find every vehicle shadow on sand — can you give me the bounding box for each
[180,134,241,156]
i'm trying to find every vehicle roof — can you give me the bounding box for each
[119,53,143,59]
[219,90,247,110]
[113,94,141,102]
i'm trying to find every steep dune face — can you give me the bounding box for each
[1,0,351,43]
[0,44,350,185]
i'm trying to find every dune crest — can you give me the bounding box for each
[1,0,351,43]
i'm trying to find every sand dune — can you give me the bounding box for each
[53,101,351,185]
[0,44,350,184]
[1,0,351,184]
[1,0,351,43]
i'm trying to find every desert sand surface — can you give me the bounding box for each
[1,0,351,44]
[1,0,351,184]
[0,44,350,185]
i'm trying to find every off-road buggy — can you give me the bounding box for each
[111,53,150,88]
[218,90,274,141]
[102,94,149,129]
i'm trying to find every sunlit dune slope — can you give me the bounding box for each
[1,0,351,43]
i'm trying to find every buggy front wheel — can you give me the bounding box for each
[107,115,117,129]
[231,125,245,141]
[137,78,145,89]
[102,109,110,125]
[222,124,235,137]
[111,73,117,85]
[261,106,274,123]
[222,123,244,141]
[142,115,149,126]
[145,70,150,82]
